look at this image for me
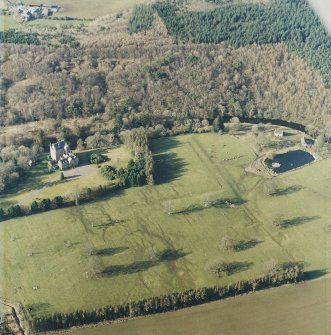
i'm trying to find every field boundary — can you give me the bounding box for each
[29,265,304,333]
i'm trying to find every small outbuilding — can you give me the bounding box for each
[274,129,284,137]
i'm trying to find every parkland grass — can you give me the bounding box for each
[0,133,330,319]
[58,278,331,335]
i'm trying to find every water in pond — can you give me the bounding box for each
[265,150,315,173]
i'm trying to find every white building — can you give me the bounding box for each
[274,129,284,137]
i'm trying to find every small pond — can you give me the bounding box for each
[265,150,315,174]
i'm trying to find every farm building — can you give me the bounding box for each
[8,2,59,21]
[50,140,79,170]
[274,129,284,137]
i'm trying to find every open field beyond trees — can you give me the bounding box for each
[53,278,331,335]
[0,132,330,321]
[0,0,152,18]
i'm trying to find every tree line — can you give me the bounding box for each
[0,183,120,221]
[29,262,304,332]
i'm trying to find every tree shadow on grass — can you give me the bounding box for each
[235,239,262,251]
[102,248,189,277]
[64,174,81,180]
[283,131,297,137]
[226,261,253,276]
[151,136,188,185]
[26,303,52,317]
[102,260,158,277]
[94,218,126,229]
[150,136,182,155]
[153,152,188,185]
[82,187,125,209]
[281,216,320,228]
[273,185,303,196]
[174,198,246,215]
[303,269,328,280]
[94,246,129,256]
[158,248,190,261]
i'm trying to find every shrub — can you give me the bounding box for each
[205,260,228,277]
[52,196,64,208]
[90,153,108,164]
[30,201,39,213]
[7,205,21,218]
[39,198,51,211]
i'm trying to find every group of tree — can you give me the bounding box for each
[29,261,304,332]
[30,196,64,213]
[0,196,64,220]
[0,183,122,221]
[121,127,154,185]
[0,144,42,194]
[0,29,40,45]
[101,128,154,187]
[101,157,147,187]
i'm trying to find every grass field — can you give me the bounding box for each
[0,0,152,31]
[0,0,152,19]
[58,278,331,335]
[0,132,330,319]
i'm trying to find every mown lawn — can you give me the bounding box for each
[0,133,330,319]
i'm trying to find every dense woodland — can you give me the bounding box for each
[1,42,330,133]
[151,0,331,85]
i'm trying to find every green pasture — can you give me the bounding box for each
[0,0,152,31]
[0,133,330,319]
[0,0,152,20]
[0,14,88,31]
[60,278,331,335]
